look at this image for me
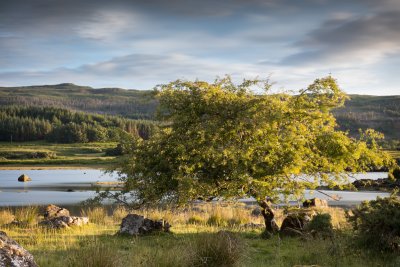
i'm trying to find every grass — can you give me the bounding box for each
[0,141,118,168]
[1,204,400,266]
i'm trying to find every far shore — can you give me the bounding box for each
[0,165,107,170]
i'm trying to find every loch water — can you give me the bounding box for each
[0,169,390,206]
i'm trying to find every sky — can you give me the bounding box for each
[0,0,399,95]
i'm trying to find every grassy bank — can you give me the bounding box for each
[0,141,118,169]
[1,204,399,266]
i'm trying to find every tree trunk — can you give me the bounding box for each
[259,200,279,237]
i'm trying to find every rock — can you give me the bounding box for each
[43,204,70,219]
[303,198,328,208]
[280,212,313,237]
[17,174,31,182]
[40,216,89,229]
[0,231,38,267]
[119,214,171,235]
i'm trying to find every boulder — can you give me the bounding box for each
[40,216,89,229]
[303,198,328,208]
[119,214,171,235]
[280,212,313,237]
[43,204,70,219]
[17,174,31,182]
[0,231,38,267]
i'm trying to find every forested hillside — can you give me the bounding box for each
[334,95,400,141]
[0,83,157,119]
[0,84,399,142]
[0,106,155,143]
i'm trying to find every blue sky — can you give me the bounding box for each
[0,0,399,95]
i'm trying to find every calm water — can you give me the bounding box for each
[0,169,390,206]
[0,169,118,206]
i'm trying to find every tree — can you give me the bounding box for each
[110,76,395,233]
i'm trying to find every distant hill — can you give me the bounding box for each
[0,83,157,119]
[334,95,400,140]
[0,84,399,141]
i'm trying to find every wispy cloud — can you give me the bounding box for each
[0,0,399,95]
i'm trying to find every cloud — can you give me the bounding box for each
[282,11,400,66]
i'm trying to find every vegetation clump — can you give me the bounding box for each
[187,231,247,267]
[348,195,400,251]
[306,213,333,238]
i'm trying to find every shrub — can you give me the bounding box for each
[389,167,400,180]
[306,213,333,237]
[187,231,246,267]
[348,195,400,251]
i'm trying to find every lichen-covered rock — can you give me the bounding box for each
[303,198,328,208]
[40,216,89,229]
[0,231,37,267]
[119,214,171,235]
[17,174,31,182]
[43,204,70,219]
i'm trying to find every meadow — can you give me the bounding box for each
[0,141,118,168]
[1,204,400,267]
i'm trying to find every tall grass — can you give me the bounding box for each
[66,239,122,267]
[186,231,247,267]
[14,206,39,225]
[0,208,14,225]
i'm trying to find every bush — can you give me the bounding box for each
[389,167,400,181]
[348,195,400,251]
[187,231,246,267]
[306,213,333,237]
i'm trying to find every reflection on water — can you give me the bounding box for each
[0,169,390,206]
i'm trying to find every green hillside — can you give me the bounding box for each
[0,83,157,119]
[1,84,399,142]
[334,95,400,141]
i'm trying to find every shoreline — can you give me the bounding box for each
[0,165,106,170]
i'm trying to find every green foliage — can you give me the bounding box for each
[306,213,333,237]
[348,195,400,251]
[0,106,156,143]
[113,76,394,207]
[389,167,400,181]
[0,150,56,159]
